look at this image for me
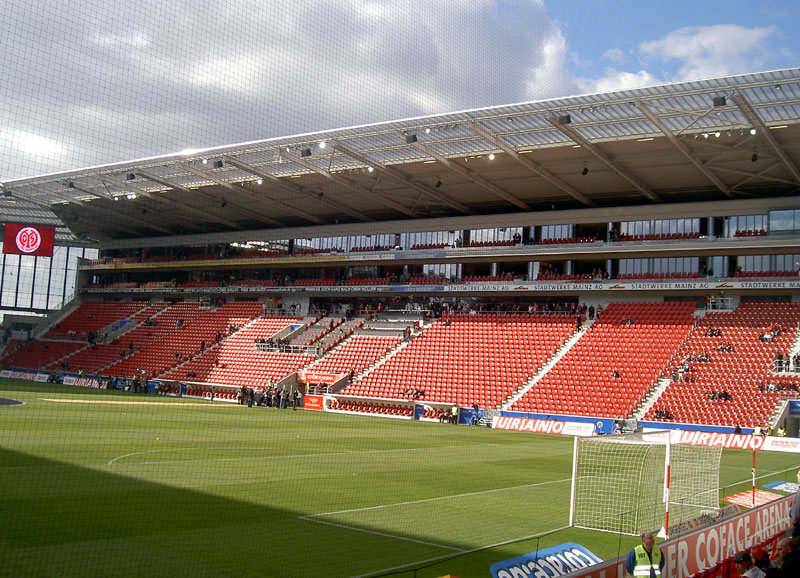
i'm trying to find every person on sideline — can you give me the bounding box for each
[625,531,664,578]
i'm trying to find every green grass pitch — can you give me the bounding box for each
[1,379,798,578]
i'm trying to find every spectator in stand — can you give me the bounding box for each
[772,537,800,576]
[791,469,800,538]
[732,551,765,578]
[750,547,779,578]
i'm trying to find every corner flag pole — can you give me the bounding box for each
[663,436,671,538]
[752,445,757,508]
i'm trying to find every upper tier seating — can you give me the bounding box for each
[341,313,576,407]
[290,278,336,286]
[509,301,697,418]
[462,274,515,283]
[464,240,513,248]
[344,277,391,286]
[408,276,446,285]
[645,302,800,428]
[616,232,701,242]
[732,270,797,278]
[536,237,597,245]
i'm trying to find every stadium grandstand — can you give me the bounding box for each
[2,67,800,436]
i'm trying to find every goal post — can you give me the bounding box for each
[569,431,723,536]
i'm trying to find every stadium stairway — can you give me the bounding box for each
[784,330,800,364]
[503,320,594,410]
[633,377,673,421]
[336,323,421,385]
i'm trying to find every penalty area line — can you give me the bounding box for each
[340,525,571,578]
[298,516,466,552]
[304,477,570,518]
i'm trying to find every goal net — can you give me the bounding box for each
[569,431,722,535]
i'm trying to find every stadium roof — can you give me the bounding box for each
[3,67,800,246]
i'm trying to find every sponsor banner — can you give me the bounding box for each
[673,430,764,450]
[723,489,783,508]
[764,481,799,494]
[667,505,739,539]
[663,430,800,453]
[491,542,602,578]
[762,437,800,452]
[34,373,50,382]
[347,253,394,261]
[789,401,800,415]
[297,371,340,385]
[493,416,596,436]
[3,224,55,257]
[9,370,37,381]
[0,370,12,378]
[563,494,793,578]
[62,376,101,388]
[303,395,324,411]
[83,279,800,295]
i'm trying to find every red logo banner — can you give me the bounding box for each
[3,224,55,257]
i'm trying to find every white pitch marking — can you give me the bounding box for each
[299,517,466,552]
[107,447,199,466]
[121,443,507,467]
[340,525,571,578]
[303,477,570,518]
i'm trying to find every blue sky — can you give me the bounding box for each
[547,0,798,90]
[1,0,798,180]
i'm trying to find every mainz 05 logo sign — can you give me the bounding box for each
[16,227,41,253]
[3,224,55,257]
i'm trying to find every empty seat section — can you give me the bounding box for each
[341,313,576,407]
[645,302,800,428]
[509,301,696,418]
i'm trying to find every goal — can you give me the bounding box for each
[569,431,722,536]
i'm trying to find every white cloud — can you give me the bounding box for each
[639,24,776,81]
[2,3,787,182]
[581,69,660,94]
[1,0,578,179]
[603,48,624,66]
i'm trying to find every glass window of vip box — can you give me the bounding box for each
[769,209,800,233]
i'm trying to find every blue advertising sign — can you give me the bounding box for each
[491,542,602,578]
